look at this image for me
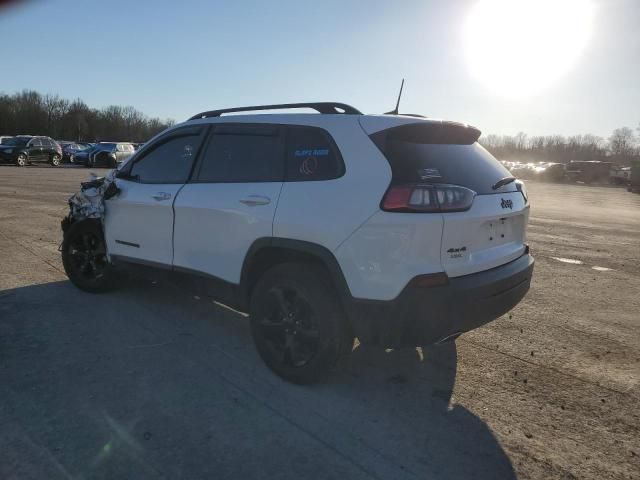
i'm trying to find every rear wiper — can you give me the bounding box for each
[492,176,516,190]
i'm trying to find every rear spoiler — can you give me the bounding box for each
[372,121,482,146]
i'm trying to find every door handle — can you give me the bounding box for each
[239,195,271,206]
[152,192,172,201]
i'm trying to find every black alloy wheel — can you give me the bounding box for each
[259,286,321,368]
[250,263,353,384]
[66,230,108,281]
[61,220,118,293]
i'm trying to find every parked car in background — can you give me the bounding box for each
[0,135,63,166]
[508,162,536,179]
[535,162,565,182]
[0,135,14,145]
[565,161,612,184]
[73,142,136,168]
[610,166,631,185]
[58,141,93,163]
[71,144,99,166]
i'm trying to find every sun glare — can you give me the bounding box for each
[463,0,595,97]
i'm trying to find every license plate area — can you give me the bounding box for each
[485,217,516,246]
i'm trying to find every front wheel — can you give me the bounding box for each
[16,154,27,167]
[249,263,354,384]
[61,219,118,293]
[51,154,61,167]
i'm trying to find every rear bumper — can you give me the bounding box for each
[348,252,534,348]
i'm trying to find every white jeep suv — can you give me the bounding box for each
[61,102,534,384]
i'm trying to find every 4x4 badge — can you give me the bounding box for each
[501,198,513,209]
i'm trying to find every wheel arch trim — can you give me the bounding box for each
[240,237,353,307]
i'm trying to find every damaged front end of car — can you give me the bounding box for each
[61,170,121,236]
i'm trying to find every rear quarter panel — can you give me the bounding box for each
[334,211,444,300]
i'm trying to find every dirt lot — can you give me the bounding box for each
[0,165,638,479]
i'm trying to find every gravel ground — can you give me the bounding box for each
[0,165,638,479]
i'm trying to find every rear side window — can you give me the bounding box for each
[285,126,344,181]
[195,125,283,183]
[129,127,204,184]
[370,123,516,195]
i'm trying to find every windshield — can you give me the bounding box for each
[2,137,30,147]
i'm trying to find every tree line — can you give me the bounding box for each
[0,90,175,143]
[480,126,640,165]
[1,89,638,164]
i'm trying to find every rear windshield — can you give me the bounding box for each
[370,123,516,195]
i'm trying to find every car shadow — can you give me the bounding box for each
[0,278,515,480]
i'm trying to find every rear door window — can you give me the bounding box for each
[194,124,283,183]
[285,126,344,181]
[370,123,516,194]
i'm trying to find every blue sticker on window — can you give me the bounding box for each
[294,149,329,157]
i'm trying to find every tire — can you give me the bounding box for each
[51,154,61,167]
[61,219,118,293]
[16,154,27,167]
[249,263,353,384]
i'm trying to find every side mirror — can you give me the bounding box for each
[115,170,138,181]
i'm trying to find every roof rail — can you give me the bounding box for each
[188,102,362,120]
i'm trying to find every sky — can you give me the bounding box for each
[0,0,638,138]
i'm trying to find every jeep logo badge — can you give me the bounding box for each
[501,198,513,209]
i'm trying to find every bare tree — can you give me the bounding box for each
[480,132,611,164]
[0,90,173,142]
[514,132,528,151]
[608,127,636,159]
[43,94,70,138]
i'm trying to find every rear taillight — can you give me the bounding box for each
[382,184,476,213]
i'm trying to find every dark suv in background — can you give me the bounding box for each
[0,136,63,166]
